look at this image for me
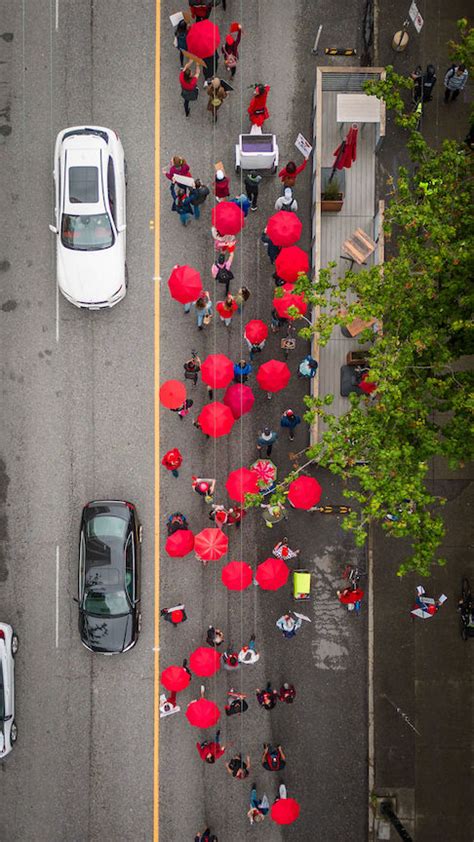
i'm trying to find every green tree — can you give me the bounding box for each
[448,18,474,74]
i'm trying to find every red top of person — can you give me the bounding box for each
[217,299,238,319]
[196,741,226,761]
[214,176,230,198]
[179,71,198,91]
[278,158,307,183]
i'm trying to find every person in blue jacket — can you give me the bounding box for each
[280,409,301,441]
[233,359,252,384]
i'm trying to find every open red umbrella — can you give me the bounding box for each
[159,379,186,410]
[212,202,245,235]
[275,246,309,283]
[266,211,303,247]
[273,283,307,320]
[165,529,195,558]
[225,467,259,502]
[198,402,235,437]
[186,697,221,728]
[161,665,191,692]
[256,557,290,590]
[167,265,202,304]
[189,647,221,677]
[271,798,300,825]
[221,560,253,591]
[288,476,322,509]
[194,528,229,561]
[186,20,221,59]
[256,360,291,394]
[201,354,234,390]
[244,319,268,345]
[223,384,255,419]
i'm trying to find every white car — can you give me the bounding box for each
[50,126,127,309]
[0,622,18,759]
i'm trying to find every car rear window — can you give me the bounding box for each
[69,166,99,203]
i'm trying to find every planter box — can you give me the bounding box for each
[320,167,345,213]
[321,196,344,212]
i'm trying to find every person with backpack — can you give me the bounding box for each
[226,753,251,779]
[274,187,298,212]
[179,60,200,117]
[257,427,278,457]
[225,689,248,717]
[207,77,228,123]
[171,186,194,226]
[233,359,252,384]
[212,253,234,295]
[222,24,242,77]
[247,784,270,824]
[189,179,210,220]
[444,63,468,103]
[244,170,262,211]
[261,744,286,772]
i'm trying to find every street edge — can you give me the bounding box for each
[367,524,375,839]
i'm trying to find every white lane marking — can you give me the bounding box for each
[55,0,59,31]
[55,545,59,648]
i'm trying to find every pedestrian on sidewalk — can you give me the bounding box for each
[182,351,201,382]
[248,83,270,128]
[261,744,286,772]
[227,506,246,528]
[189,178,210,220]
[226,753,251,779]
[212,252,234,295]
[176,398,194,419]
[166,512,189,535]
[245,170,262,211]
[209,503,229,527]
[274,187,298,212]
[410,585,447,619]
[233,359,252,384]
[171,187,194,226]
[261,230,281,264]
[222,24,242,77]
[160,603,187,627]
[212,226,237,256]
[276,612,302,639]
[444,64,468,102]
[192,476,216,502]
[278,157,308,189]
[217,293,238,326]
[230,193,251,217]
[214,168,230,201]
[174,18,189,67]
[298,354,318,379]
[234,286,250,313]
[195,291,213,330]
[247,783,270,824]
[163,155,191,188]
[256,681,279,710]
[207,76,228,123]
[202,49,219,84]
[206,625,224,647]
[222,646,240,671]
[238,634,260,665]
[280,408,301,441]
[272,538,299,561]
[225,689,248,717]
[196,730,227,764]
[279,682,296,704]
[179,60,200,117]
[195,830,217,842]
[189,0,212,19]
[257,426,278,457]
[337,586,364,611]
[261,501,288,529]
[161,447,183,478]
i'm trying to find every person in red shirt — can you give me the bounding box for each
[189,0,212,20]
[214,169,230,201]
[227,506,246,528]
[196,730,227,764]
[161,447,183,478]
[278,157,308,188]
[222,25,242,78]
[179,61,200,118]
[248,83,270,128]
[217,293,238,326]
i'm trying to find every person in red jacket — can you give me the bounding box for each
[214,168,230,201]
[161,447,183,478]
[248,83,270,128]
[222,25,242,78]
[278,157,308,188]
[196,730,227,764]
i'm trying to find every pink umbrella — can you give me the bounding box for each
[165,530,195,558]
[256,557,290,591]
[288,476,322,509]
[266,211,303,247]
[159,379,186,410]
[167,265,202,304]
[198,402,235,437]
[194,528,229,561]
[225,467,259,502]
[256,360,291,394]
[244,319,268,345]
[201,354,234,390]
[221,560,253,591]
[211,202,245,235]
[189,647,221,677]
[186,697,221,728]
[273,283,307,320]
[223,384,255,419]
[186,20,221,59]
[275,246,309,283]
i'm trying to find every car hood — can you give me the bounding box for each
[57,242,124,304]
[80,611,134,653]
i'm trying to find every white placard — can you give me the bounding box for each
[169,11,184,27]
[295,133,313,159]
[409,1,424,33]
[172,173,196,188]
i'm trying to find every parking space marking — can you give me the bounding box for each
[55,0,59,31]
[55,545,59,648]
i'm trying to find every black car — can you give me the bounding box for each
[77,500,142,654]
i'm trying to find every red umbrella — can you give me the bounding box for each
[225,467,259,502]
[198,402,235,437]
[256,360,291,394]
[186,20,221,59]
[273,283,307,320]
[256,557,290,590]
[275,246,309,283]
[159,379,186,410]
[271,798,300,825]
[359,372,377,394]
[288,476,322,509]
[161,665,191,692]
[167,265,202,305]
[244,319,268,345]
[201,354,234,390]
[266,211,303,247]
[211,202,245,235]
[186,697,221,728]
[221,560,253,591]
[165,530,195,558]
[194,528,229,561]
[223,384,255,419]
[333,124,358,172]
[189,647,221,677]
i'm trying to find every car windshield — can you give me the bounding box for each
[84,588,129,616]
[61,213,114,250]
[86,515,128,542]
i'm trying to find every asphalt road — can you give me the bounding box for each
[0,1,369,840]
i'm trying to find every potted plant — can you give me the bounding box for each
[320,167,345,212]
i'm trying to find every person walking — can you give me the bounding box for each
[230,193,251,217]
[166,512,189,535]
[261,229,281,264]
[189,0,212,19]
[189,178,209,220]
[222,24,242,77]
[179,60,200,117]
[280,409,301,441]
[222,646,240,671]
[247,784,270,824]
[274,187,298,212]
[226,753,251,779]
[238,634,260,665]
[214,168,230,201]
[192,477,216,502]
[195,830,217,842]
[202,49,219,84]
[212,227,237,255]
[248,83,270,128]
[160,603,187,627]
[163,155,191,185]
[196,730,227,764]
[207,77,228,123]
[234,286,250,313]
[206,625,224,647]
[225,689,248,716]
[261,501,288,528]
[298,354,318,379]
[176,398,194,419]
[272,538,300,561]
[279,682,296,704]
[257,427,278,457]
[256,682,279,710]
[174,18,189,66]
[276,612,302,639]
[278,157,308,188]
[161,447,183,478]
[182,351,201,383]
[212,252,234,296]
[217,293,238,326]
[244,170,262,211]
[444,63,468,102]
[195,291,213,330]
[171,187,194,226]
[227,506,246,528]
[261,744,286,772]
[233,359,252,384]
[209,503,229,527]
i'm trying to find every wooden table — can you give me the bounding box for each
[341,228,377,268]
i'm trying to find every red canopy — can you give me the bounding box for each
[198,402,235,437]
[194,528,229,561]
[266,211,303,247]
[275,246,309,283]
[165,530,195,558]
[186,697,221,728]
[221,560,253,591]
[201,354,234,390]
[167,265,202,304]
[189,646,221,677]
[244,319,268,345]
[288,476,322,510]
[223,384,255,419]
[186,20,221,59]
[333,124,358,171]
[161,665,191,692]
[256,360,291,394]
[256,557,290,590]
[271,798,300,825]
[211,201,245,235]
[273,283,307,320]
[159,379,186,410]
[225,467,259,502]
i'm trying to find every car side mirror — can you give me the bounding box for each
[49,224,58,234]
[117,224,126,233]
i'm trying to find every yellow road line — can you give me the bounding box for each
[153,1,161,840]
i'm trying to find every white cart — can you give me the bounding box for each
[235,126,279,174]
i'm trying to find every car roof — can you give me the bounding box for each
[63,143,106,213]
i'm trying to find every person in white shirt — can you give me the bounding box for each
[274,187,298,213]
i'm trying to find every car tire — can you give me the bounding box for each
[138,524,143,544]
[11,634,19,656]
[10,722,18,742]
